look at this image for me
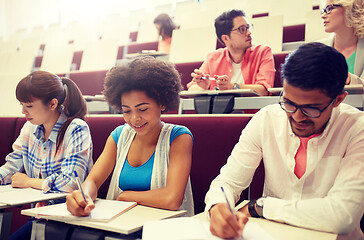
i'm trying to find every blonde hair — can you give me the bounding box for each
[331,0,364,38]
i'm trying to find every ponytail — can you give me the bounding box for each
[16,71,87,154]
[56,77,87,153]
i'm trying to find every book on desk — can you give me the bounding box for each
[33,199,137,222]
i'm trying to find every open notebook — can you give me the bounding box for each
[36,199,137,222]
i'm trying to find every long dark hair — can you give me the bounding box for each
[16,71,87,153]
[153,13,176,40]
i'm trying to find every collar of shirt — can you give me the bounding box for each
[32,110,68,143]
[224,45,256,64]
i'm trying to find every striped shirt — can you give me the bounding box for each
[0,111,93,193]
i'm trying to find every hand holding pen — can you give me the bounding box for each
[74,171,88,203]
[65,171,95,216]
[190,69,211,89]
[208,187,248,239]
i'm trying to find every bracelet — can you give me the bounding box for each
[248,200,260,218]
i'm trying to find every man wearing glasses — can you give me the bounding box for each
[205,42,364,239]
[187,9,275,96]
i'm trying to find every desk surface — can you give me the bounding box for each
[22,204,186,235]
[0,185,67,207]
[83,95,105,101]
[126,51,168,59]
[268,84,364,95]
[179,89,260,98]
[194,201,337,240]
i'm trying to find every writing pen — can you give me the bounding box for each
[74,171,87,203]
[221,186,237,219]
[221,187,244,240]
[201,76,217,80]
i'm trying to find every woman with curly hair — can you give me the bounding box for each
[320,0,364,84]
[66,57,194,218]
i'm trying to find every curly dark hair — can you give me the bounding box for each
[103,57,182,112]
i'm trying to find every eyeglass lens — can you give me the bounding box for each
[280,102,321,117]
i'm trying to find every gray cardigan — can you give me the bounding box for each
[106,123,194,216]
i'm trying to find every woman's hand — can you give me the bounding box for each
[66,190,95,216]
[11,172,31,188]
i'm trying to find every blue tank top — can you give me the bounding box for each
[110,124,192,191]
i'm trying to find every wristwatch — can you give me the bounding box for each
[256,197,266,217]
[248,198,265,218]
[233,83,240,89]
[248,200,260,218]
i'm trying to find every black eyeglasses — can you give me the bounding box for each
[321,4,342,15]
[279,93,336,118]
[231,24,253,35]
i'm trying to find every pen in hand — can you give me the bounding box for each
[74,171,87,204]
[221,186,245,240]
[221,186,236,219]
[201,76,217,80]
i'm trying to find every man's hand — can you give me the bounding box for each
[238,202,251,217]
[215,75,232,90]
[209,203,248,239]
[191,69,210,90]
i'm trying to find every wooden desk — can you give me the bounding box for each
[22,204,186,237]
[268,85,364,95]
[179,89,260,98]
[178,85,364,114]
[194,201,337,240]
[178,89,261,114]
[0,186,67,240]
[125,51,168,59]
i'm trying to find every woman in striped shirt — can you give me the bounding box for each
[0,71,93,240]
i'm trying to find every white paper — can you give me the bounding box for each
[38,199,137,222]
[142,217,276,240]
[143,217,210,240]
[0,185,67,205]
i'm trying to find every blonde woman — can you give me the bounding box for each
[320,0,364,84]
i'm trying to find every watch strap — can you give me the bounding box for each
[248,200,260,218]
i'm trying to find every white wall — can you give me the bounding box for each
[0,0,190,41]
[0,0,6,40]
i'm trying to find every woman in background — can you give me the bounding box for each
[320,0,364,84]
[154,13,177,53]
[0,71,93,240]
[66,57,194,221]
